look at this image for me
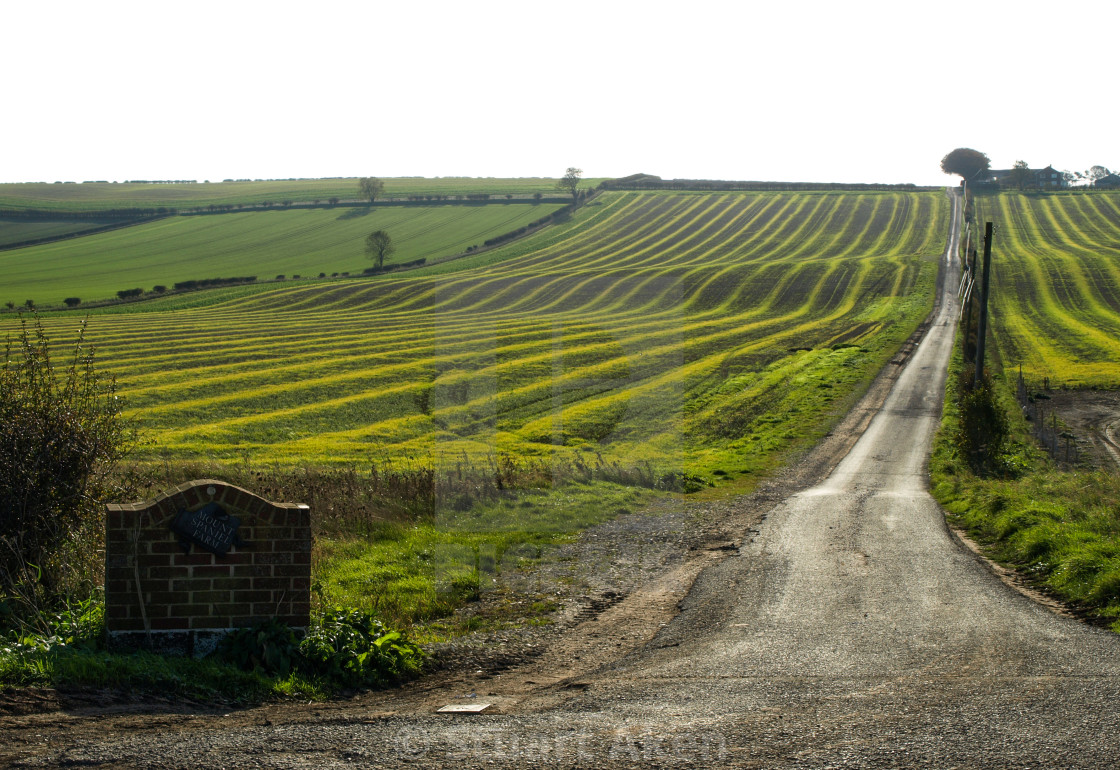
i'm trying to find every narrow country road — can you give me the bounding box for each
[6,190,1120,768]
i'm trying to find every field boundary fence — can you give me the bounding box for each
[1015,368,1079,466]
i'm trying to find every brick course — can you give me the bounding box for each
[105,479,310,654]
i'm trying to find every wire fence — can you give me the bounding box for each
[1016,369,1079,466]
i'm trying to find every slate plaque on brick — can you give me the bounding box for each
[170,501,246,556]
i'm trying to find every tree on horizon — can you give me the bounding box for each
[941,148,991,183]
[359,177,384,203]
[557,167,582,203]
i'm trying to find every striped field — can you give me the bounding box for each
[972,192,1120,387]
[20,190,949,479]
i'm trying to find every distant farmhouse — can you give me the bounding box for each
[987,165,1067,189]
[1094,173,1120,189]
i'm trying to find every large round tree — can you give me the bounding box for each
[941,148,991,182]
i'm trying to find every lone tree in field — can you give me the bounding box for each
[365,229,395,269]
[940,148,991,183]
[557,167,583,203]
[359,177,385,203]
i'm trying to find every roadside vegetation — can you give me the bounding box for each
[932,189,1120,632]
[931,344,1120,631]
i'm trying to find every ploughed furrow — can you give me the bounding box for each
[30,190,950,466]
[119,256,903,454]
[780,195,861,261]
[825,195,885,260]
[499,194,690,272]
[567,195,722,271]
[652,195,779,270]
[975,192,1120,386]
[1034,201,1120,331]
[1088,194,1120,234]
[581,195,751,272]
[1043,197,1120,315]
[1054,195,1120,247]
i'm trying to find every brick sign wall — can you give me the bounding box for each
[105,479,311,655]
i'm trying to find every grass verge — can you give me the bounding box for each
[930,342,1120,631]
[315,480,655,639]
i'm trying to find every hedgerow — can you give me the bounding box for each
[0,316,134,630]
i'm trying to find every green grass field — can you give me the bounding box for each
[0,177,599,213]
[0,218,122,247]
[15,190,949,482]
[1,203,564,306]
[972,191,1120,387]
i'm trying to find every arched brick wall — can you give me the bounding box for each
[105,479,311,655]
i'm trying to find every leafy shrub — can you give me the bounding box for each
[215,610,423,687]
[116,288,143,299]
[299,608,423,686]
[63,297,81,307]
[0,316,134,616]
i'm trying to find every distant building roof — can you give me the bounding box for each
[985,165,1066,188]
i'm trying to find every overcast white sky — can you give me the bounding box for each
[2,0,1116,186]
